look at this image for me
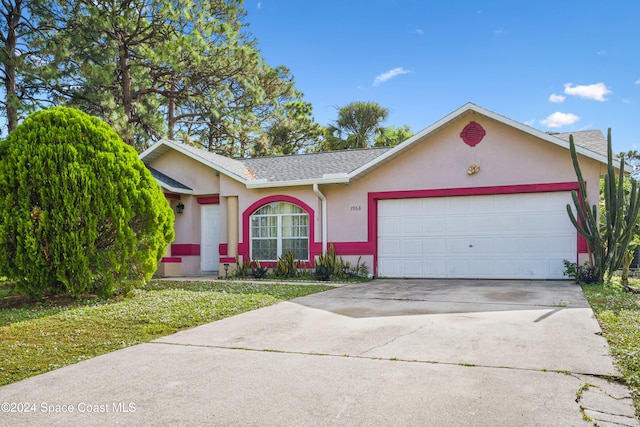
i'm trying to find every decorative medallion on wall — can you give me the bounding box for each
[460,121,486,147]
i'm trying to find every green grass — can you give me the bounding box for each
[582,280,640,416]
[0,280,332,386]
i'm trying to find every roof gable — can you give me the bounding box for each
[347,103,614,181]
[139,103,615,189]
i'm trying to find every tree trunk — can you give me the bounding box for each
[4,0,22,133]
[118,42,134,146]
[167,80,175,140]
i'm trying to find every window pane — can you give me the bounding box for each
[282,215,308,237]
[282,238,308,260]
[252,239,277,260]
[252,216,277,238]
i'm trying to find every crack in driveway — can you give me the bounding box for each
[149,340,622,379]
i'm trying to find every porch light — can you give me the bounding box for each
[224,263,229,278]
[176,202,185,214]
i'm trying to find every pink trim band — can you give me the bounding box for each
[171,244,200,256]
[197,196,220,204]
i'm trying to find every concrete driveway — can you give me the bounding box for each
[0,279,638,426]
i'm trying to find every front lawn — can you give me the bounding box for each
[582,280,640,416]
[0,280,333,386]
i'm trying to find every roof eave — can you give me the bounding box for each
[246,174,350,189]
[347,102,619,180]
[155,180,194,195]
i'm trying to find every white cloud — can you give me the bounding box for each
[373,67,410,86]
[523,119,535,127]
[540,112,580,128]
[635,79,640,85]
[415,28,424,35]
[564,82,611,101]
[549,94,566,103]
[257,1,262,9]
[623,98,631,104]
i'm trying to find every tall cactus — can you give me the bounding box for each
[566,129,640,282]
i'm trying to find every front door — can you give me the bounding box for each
[200,204,220,271]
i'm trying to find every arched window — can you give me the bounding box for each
[250,202,309,261]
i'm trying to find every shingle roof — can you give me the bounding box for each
[548,130,608,157]
[238,147,392,182]
[140,103,615,187]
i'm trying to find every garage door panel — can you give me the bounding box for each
[470,215,495,232]
[494,260,521,277]
[402,218,423,235]
[493,237,522,253]
[520,259,548,277]
[446,216,470,233]
[378,258,400,275]
[550,259,569,276]
[526,237,549,254]
[498,215,523,232]
[425,218,447,233]
[447,238,472,253]
[403,239,423,255]
[549,236,574,253]
[378,192,576,279]
[425,259,446,276]
[447,259,472,276]
[469,259,496,276]
[549,213,573,231]
[402,260,424,276]
[378,239,400,256]
[525,216,549,233]
[424,239,446,254]
[379,218,400,235]
[471,237,495,253]
[472,196,496,212]
[448,197,471,213]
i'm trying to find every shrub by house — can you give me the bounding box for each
[0,107,174,297]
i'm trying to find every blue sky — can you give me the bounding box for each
[246,0,640,154]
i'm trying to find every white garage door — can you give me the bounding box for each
[377,192,576,279]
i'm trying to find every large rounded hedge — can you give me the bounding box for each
[0,107,174,297]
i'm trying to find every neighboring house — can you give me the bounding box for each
[140,103,613,280]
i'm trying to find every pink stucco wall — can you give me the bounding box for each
[152,150,220,195]
[322,113,603,253]
[150,151,221,275]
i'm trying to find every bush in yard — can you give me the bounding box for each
[0,107,174,298]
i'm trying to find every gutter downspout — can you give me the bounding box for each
[313,183,327,255]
